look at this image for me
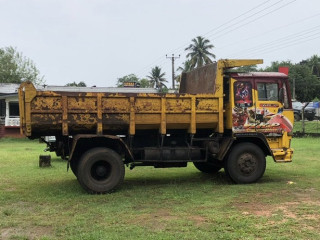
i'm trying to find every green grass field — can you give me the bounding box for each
[1,137,320,240]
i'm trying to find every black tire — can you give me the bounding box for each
[294,113,301,121]
[226,143,266,184]
[70,159,78,177]
[307,117,314,121]
[193,162,222,174]
[77,147,125,194]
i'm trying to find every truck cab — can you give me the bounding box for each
[225,72,294,162]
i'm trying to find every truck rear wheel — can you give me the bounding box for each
[193,162,221,174]
[77,147,125,194]
[226,143,266,184]
[70,160,78,177]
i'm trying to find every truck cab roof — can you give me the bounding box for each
[230,72,288,78]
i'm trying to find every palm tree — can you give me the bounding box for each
[176,59,193,74]
[175,60,193,88]
[147,66,167,90]
[185,36,216,69]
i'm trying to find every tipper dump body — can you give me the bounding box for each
[19,83,222,137]
[19,59,294,194]
[19,59,263,138]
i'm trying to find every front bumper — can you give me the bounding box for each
[272,148,293,163]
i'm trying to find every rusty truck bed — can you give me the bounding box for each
[19,82,223,137]
[19,60,263,138]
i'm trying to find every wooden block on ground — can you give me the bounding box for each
[39,155,51,167]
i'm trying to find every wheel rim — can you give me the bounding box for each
[91,160,112,181]
[237,153,257,175]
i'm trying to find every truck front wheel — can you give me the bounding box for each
[77,147,125,194]
[226,143,266,184]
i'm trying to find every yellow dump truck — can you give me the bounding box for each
[19,59,294,193]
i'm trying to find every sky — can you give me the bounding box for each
[0,0,319,87]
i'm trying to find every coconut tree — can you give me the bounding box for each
[175,60,193,88]
[147,66,167,90]
[177,59,193,74]
[185,36,216,69]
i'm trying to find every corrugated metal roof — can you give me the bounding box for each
[231,72,288,78]
[1,82,160,94]
[0,93,18,98]
[0,83,20,94]
[37,85,159,93]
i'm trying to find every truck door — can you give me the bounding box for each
[254,79,293,134]
[231,76,293,135]
[232,79,255,132]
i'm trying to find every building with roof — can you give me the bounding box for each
[0,83,22,138]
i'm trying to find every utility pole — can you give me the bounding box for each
[166,54,180,89]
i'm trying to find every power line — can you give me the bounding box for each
[169,0,276,55]
[208,0,297,41]
[217,12,320,50]
[168,0,284,62]
[205,0,287,40]
[136,57,168,78]
[135,55,167,77]
[202,0,274,37]
[236,29,320,57]
[244,32,320,58]
[135,0,297,78]
[135,0,286,76]
[228,25,320,58]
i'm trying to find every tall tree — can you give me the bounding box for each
[139,78,151,88]
[185,36,216,69]
[232,65,259,72]
[0,46,44,85]
[147,66,167,90]
[263,60,293,72]
[116,74,150,88]
[116,74,140,87]
[263,60,320,102]
[291,64,320,102]
[65,81,86,87]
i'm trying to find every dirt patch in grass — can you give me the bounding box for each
[238,201,300,219]
[127,209,210,230]
[238,202,276,217]
[128,209,179,231]
[187,215,209,226]
[234,189,320,221]
[1,226,53,240]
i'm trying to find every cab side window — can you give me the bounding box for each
[234,81,253,107]
[257,83,278,101]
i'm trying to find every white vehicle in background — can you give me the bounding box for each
[292,101,316,121]
[308,102,320,119]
